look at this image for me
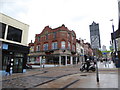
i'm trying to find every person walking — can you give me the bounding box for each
[6,62,11,76]
[86,59,91,72]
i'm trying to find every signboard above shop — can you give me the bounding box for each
[2,44,8,50]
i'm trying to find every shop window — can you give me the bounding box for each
[7,25,22,43]
[14,53,23,57]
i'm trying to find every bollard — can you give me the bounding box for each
[96,61,99,83]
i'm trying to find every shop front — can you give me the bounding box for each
[2,42,29,73]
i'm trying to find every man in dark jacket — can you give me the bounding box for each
[86,59,91,72]
[6,63,11,76]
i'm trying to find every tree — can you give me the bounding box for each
[93,48,103,58]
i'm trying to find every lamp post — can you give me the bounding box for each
[110,19,117,55]
[110,19,118,67]
[94,50,99,83]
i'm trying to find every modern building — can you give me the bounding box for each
[102,45,107,51]
[89,21,101,49]
[0,13,29,73]
[118,0,120,29]
[28,24,79,66]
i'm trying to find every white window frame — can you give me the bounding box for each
[68,42,70,49]
[61,41,66,49]
[43,43,48,50]
[30,46,34,52]
[36,45,40,51]
[52,42,58,49]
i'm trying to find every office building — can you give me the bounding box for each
[89,21,101,49]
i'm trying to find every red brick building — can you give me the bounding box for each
[28,24,78,65]
[83,42,93,60]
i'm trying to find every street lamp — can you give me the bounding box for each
[110,19,120,68]
[110,19,118,67]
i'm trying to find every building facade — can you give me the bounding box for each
[89,21,101,49]
[83,42,93,59]
[76,39,84,62]
[118,0,120,29]
[111,30,120,58]
[28,24,80,66]
[102,45,107,51]
[0,13,29,73]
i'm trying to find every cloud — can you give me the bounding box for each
[0,0,119,49]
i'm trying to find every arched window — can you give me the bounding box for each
[72,44,75,51]
[52,42,58,49]
[61,41,66,49]
[68,42,70,49]
[43,43,48,50]
[30,46,34,52]
[36,45,40,51]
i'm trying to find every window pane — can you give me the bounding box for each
[44,44,48,50]
[52,42,58,49]
[30,46,34,52]
[0,22,6,39]
[7,26,22,43]
[38,37,40,41]
[36,45,40,51]
[61,41,65,49]
[68,42,70,49]
[53,32,56,39]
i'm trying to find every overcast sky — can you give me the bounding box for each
[0,0,119,50]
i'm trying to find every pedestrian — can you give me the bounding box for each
[6,62,11,76]
[104,58,107,67]
[84,55,87,62]
[86,59,91,72]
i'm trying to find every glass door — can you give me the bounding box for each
[13,58,23,73]
[2,56,11,70]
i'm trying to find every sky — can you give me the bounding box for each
[0,0,119,50]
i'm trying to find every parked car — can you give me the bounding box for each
[26,64,32,69]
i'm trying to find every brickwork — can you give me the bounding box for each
[29,24,76,54]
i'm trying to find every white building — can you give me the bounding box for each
[102,45,107,51]
[76,39,84,62]
[0,13,29,73]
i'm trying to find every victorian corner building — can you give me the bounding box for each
[28,24,85,66]
[0,13,29,73]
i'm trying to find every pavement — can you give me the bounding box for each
[0,61,119,89]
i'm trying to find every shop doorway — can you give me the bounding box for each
[13,58,23,73]
[2,56,11,70]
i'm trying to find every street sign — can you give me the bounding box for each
[103,52,107,55]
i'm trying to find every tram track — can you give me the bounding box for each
[32,72,79,88]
